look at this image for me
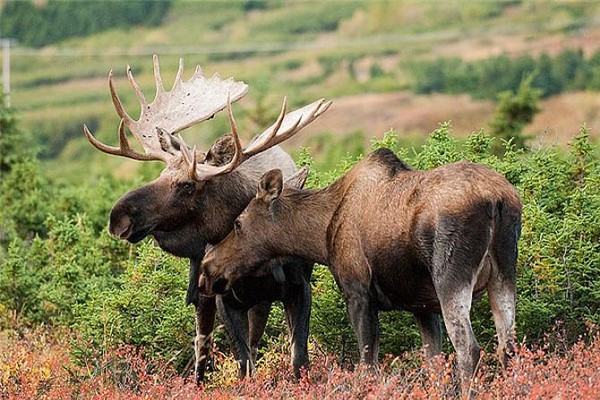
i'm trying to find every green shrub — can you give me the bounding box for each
[2,110,599,372]
[0,214,124,327]
[72,240,194,372]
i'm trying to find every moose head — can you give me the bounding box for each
[84,55,331,260]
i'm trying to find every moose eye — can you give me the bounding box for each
[181,181,195,192]
[233,219,242,232]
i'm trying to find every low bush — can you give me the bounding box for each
[1,325,599,399]
[1,114,599,382]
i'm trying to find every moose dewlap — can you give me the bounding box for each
[202,147,522,389]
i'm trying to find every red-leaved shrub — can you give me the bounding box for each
[1,325,599,399]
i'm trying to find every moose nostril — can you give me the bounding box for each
[212,277,229,295]
[109,214,132,239]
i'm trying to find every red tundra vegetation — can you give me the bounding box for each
[2,324,599,399]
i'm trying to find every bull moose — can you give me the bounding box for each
[83,55,331,383]
[201,147,522,389]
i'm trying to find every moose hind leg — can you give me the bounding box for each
[489,207,519,369]
[194,295,217,386]
[488,249,517,369]
[216,296,255,378]
[437,283,480,388]
[432,209,494,390]
[248,301,271,364]
[488,274,516,369]
[414,311,442,357]
[283,276,312,378]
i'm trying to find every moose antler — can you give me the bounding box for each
[84,55,249,162]
[184,96,333,181]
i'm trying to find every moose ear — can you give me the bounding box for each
[258,169,284,202]
[284,166,309,189]
[205,134,235,166]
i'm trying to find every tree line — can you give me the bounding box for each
[0,0,172,48]
[412,48,600,100]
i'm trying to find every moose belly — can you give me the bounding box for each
[369,255,441,313]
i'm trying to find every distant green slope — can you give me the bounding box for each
[3,0,600,180]
[0,0,171,47]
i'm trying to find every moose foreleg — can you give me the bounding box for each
[282,278,312,378]
[248,302,271,365]
[194,295,217,386]
[216,296,255,378]
[414,311,443,357]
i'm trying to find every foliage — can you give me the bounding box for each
[0,97,32,173]
[0,0,172,48]
[1,325,600,399]
[72,240,194,373]
[411,48,600,100]
[1,108,600,383]
[489,73,541,151]
[0,214,124,327]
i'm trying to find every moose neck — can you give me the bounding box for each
[201,169,257,244]
[274,181,345,266]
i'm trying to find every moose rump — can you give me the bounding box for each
[202,148,522,389]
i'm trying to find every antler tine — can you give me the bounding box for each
[173,58,184,90]
[109,69,133,123]
[181,144,199,181]
[125,65,148,114]
[258,96,288,150]
[225,92,244,167]
[153,54,165,95]
[83,121,163,162]
[244,98,331,157]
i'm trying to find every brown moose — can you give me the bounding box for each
[83,55,331,383]
[202,148,522,390]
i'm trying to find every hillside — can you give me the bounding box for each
[3,0,600,179]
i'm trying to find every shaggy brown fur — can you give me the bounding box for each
[203,148,522,390]
[108,138,313,384]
